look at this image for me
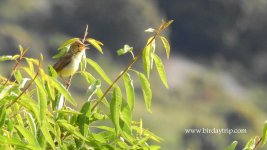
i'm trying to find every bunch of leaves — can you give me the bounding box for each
[0,20,173,149]
[224,121,267,150]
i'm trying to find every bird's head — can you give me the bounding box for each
[69,40,88,54]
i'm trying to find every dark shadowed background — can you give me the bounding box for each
[1,0,267,149]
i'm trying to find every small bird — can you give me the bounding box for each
[53,40,87,77]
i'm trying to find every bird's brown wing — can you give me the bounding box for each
[53,54,72,72]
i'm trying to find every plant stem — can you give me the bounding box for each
[6,57,42,109]
[3,49,28,86]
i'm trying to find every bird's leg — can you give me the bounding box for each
[66,75,73,90]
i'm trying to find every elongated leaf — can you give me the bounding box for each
[123,73,135,111]
[37,86,47,122]
[25,112,36,137]
[58,38,79,50]
[86,80,101,101]
[91,133,107,143]
[262,121,267,146]
[0,135,36,149]
[48,65,57,78]
[152,53,168,88]
[0,55,18,62]
[86,58,112,85]
[86,38,104,54]
[77,102,91,136]
[80,52,87,72]
[80,71,109,108]
[162,20,174,30]
[91,126,115,133]
[57,120,88,141]
[224,141,238,150]
[40,120,56,149]
[160,36,170,59]
[244,137,256,150]
[13,70,23,83]
[0,106,6,128]
[48,76,76,106]
[110,87,122,134]
[138,72,152,113]
[15,125,40,147]
[0,85,14,99]
[120,100,132,130]
[20,95,41,124]
[132,126,163,142]
[53,47,68,59]
[142,46,151,78]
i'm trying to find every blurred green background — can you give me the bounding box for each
[1,0,267,149]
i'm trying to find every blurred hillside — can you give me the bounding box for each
[1,0,267,150]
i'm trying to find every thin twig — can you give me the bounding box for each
[253,137,262,150]
[82,24,89,43]
[91,21,168,111]
[3,49,28,86]
[6,57,42,109]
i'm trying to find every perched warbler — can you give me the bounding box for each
[53,40,87,77]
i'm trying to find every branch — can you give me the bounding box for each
[82,24,89,43]
[91,21,169,111]
[253,137,262,150]
[3,48,28,86]
[6,56,42,109]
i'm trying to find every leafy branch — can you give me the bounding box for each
[91,20,173,111]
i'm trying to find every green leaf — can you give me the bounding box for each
[91,126,115,133]
[86,80,101,101]
[132,126,163,143]
[80,52,87,72]
[224,141,238,150]
[0,85,14,99]
[244,137,256,150]
[48,65,57,78]
[57,120,88,141]
[120,100,132,130]
[160,36,170,59]
[91,133,107,143]
[262,121,267,146]
[13,70,23,83]
[36,86,47,123]
[142,46,151,78]
[117,44,133,56]
[138,72,152,113]
[15,125,40,148]
[40,120,56,149]
[123,73,135,111]
[162,20,174,30]
[58,38,79,50]
[152,53,169,88]
[80,71,109,108]
[25,112,37,137]
[53,47,68,59]
[0,106,6,128]
[110,87,122,135]
[0,55,18,62]
[77,102,91,136]
[0,135,36,149]
[20,95,41,124]
[86,58,112,85]
[48,76,76,106]
[86,38,104,54]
